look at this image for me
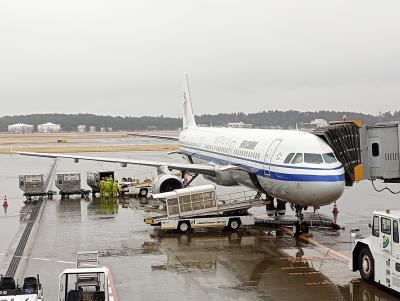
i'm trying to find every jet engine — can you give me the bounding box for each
[203,170,239,186]
[151,174,184,194]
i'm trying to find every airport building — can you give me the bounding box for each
[226,121,253,128]
[37,122,61,133]
[7,123,34,134]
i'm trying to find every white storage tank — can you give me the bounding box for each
[77,125,86,133]
[38,122,61,133]
[8,123,34,134]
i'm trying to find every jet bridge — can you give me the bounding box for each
[359,122,400,183]
[310,120,362,186]
[310,120,400,185]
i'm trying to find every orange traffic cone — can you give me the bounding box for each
[332,202,339,223]
[3,195,8,207]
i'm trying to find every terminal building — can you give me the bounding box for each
[226,122,253,128]
[37,122,61,133]
[7,123,34,134]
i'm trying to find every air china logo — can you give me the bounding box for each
[383,234,390,249]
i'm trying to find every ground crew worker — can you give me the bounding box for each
[112,181,119,197]
[99,178,105,197]
[104,178,112,197]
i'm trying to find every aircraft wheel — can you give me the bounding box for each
[358,247,374,283]
[293,222,301,237]
[178,221,191,233]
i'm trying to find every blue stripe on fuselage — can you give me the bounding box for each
[180,148,345,183]
[180,144,343,171]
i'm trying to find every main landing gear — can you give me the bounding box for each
[266,197,286,217]
[293,205,309,237]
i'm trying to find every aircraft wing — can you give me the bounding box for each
[128,133,179,141]
[15,151,216,176]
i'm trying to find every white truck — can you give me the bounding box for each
[352,209,400,291]
[58,251,111,301]
[144,185,265,232]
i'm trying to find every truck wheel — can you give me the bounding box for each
[293,222,301,237]
[358,247,374,283]
[228,219,241,231]
[139,188,148,198]
[178,221,190,233]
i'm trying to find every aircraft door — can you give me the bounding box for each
[227,140,236,164]
[368,137,381,178]
[263,139,282,177]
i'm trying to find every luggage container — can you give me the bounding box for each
[87,171,115,196]
[55,173,90,198]
[19,174,54,200]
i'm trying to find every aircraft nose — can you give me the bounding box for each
[316,180,345,206]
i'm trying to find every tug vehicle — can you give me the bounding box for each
[58,251,110,301]
[352,209,400,291]
[0,274,43,300]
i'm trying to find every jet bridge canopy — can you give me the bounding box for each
[309,120,400,184]
[310,121,362,186]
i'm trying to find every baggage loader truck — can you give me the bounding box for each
[145,185,266,232]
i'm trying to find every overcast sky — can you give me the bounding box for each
[1,0,399,117]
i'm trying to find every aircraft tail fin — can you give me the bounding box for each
[182,73,197,129]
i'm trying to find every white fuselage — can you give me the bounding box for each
[179,127,345,207]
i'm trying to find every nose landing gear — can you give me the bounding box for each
[293,205,309,237]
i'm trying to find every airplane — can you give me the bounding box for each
[16,74,345,236]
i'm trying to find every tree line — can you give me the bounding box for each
[0,111,399,132]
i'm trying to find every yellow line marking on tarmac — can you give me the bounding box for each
[281,227,350,262]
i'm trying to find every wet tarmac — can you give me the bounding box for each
[1,147,400,300]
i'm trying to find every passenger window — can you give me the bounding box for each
[372,216,379,237]
[291,153,303,164]
[394,220,399,243]
[322,152,338,163]
[381,217,391,235]
[304,153,323,164]
[372,143,380,157]
[284,153,295,164]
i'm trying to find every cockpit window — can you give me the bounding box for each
[322,152,338,163]
[291,153,303,164]
[284,153,295,164]
[304,153,323,164]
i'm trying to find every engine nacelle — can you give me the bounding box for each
[151,174,184,194]
[203,170,239,186]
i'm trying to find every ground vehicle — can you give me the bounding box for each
[352,210,400,291]
[120,178,152,197]
[0,274,43,300]
[58,251,110,301]
[145,185,263,232]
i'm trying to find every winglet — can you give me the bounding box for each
[182,73,197,129]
